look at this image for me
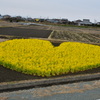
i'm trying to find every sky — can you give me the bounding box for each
[0,0,100,22]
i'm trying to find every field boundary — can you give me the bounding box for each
[48,30,54,39]
[0,38,100,46]
[0,72,100,93]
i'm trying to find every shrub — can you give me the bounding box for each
[0,39,100,77]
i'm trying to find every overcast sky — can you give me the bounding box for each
[0,0,100,22]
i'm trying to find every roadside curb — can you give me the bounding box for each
[0,72,100,92]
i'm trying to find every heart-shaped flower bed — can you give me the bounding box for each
[0,39,100,77]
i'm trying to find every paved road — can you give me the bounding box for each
[0,80,100,100]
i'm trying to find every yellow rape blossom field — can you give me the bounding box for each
[0,39,100,77]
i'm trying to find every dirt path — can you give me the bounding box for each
[0,38,9,42]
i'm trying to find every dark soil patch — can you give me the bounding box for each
[0,65,100,83]
[0,27,52,38]
[0,65,41,83]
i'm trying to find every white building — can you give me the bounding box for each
[97,22,100,25]
[78,19,92,26]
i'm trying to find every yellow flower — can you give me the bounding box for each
[0,39,100,77]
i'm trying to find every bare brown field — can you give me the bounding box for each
[49,30,100,43]
[18,24,100,44]
[0,20,21,27]
[42,25,100,44]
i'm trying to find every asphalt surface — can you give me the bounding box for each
[0,80,100,100]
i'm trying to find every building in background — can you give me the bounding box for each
[77,19,92,26]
